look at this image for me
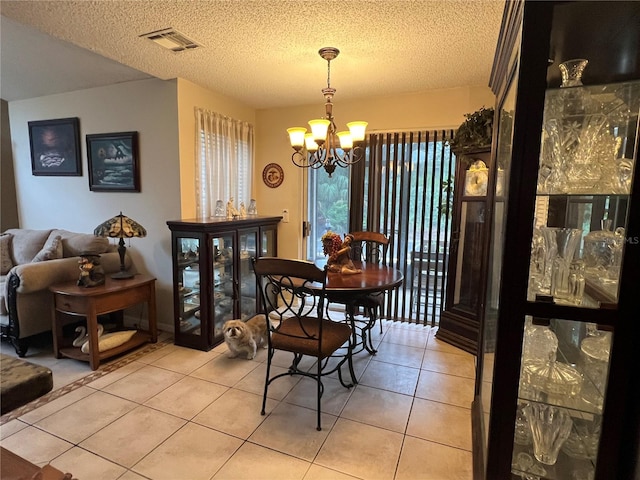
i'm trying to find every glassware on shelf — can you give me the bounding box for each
[528,228,547,296]
[247,199,258,215]
[511,451,547,480]
[523,403,573,465]
[214,200,225,217]
[537,76,640,196]
[514,402,533,445]
[558,59,590,118]
[536,227,558,294]
[522,356,583,400]
[559,59,588,88]
[616,157,634,193]
[562,416,601,460]
[579,326,612,410]
[522,318,558,365]
[550,228,583,300]
[568,260,586,305]
[583,219,624,285]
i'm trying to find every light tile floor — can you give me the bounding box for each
[1,321,475,480]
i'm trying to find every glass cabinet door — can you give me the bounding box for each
[509,78,639,480]
[177,237,201,338]
[452,200,486,313]
[261,226,277,256]
[238,230,258,319]
[212,233,234,340]
[480,66,517,473]
[528,81,640,307]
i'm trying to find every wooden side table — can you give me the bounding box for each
[50,274,157,370]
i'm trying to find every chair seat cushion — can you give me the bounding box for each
[0,354,53,414]
[272,317,351,359]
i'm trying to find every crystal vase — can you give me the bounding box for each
[559,59,588,87]
[524,403,573,465]
[550,228,582,300]
[538,227,558,293]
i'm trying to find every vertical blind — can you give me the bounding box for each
[350,130,455,326]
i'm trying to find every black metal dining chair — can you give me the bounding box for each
[252,256,354,431]
[349,231,390,333]
[325,231,390,355]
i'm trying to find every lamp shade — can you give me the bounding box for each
[94,212,146,280]
[94,212,147,239]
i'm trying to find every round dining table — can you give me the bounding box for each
[315,260,404,356]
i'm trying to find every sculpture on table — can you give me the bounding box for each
[77,254,105,287]
[226,198,240,219]
[321,231,362,275]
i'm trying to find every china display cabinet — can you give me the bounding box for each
[474,1,640,479]
[438,147,492,354]
[167,216,281,351]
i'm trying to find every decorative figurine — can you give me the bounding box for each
[226,197,240,218]
[77,254,105,287]
[240,202,247,218]
[321,231,362,275]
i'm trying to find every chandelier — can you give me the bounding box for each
[287,47,368,177]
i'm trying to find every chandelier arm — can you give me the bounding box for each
[331,145,366,167]
[291,150,327,169]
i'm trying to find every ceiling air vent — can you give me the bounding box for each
[140,28,202,52]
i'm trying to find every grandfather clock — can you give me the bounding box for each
[436,146,493,354]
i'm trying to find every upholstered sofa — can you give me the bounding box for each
[0,228,129,356]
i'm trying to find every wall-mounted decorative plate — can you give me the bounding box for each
[262,163,284,188]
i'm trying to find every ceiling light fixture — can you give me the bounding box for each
[287,47,368,177]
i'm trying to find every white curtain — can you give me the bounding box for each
[195,108,254,218]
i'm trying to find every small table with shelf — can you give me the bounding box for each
[50,274,157,370]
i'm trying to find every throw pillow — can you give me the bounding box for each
[0,233,14,275]
[32,235,63,262]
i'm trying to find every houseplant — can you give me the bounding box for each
[448,106,494,153]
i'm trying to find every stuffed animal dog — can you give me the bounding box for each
[223,315,268,360]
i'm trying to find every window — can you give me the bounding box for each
[195,108,254,218]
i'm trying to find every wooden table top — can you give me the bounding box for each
[49,274,156,296]
[318,261,404,294]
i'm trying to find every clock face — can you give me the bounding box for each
[464,160,489,196]
[262,163,284,188]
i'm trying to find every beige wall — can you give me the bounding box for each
[255,85,495,260]
[7,78,180,330]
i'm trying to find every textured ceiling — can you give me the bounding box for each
[0,0,504,109]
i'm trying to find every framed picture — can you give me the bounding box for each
[29,117,81,176]
[86,131,140,192]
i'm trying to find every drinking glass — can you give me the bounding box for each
[550,228,582,300]
[524,403,573,465]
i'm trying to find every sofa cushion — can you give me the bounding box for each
[50,229,110,257]
[0,234,13,275]
[4,229,53,264]
[31,235,63,263]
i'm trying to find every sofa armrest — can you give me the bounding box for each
[10,252,128,294]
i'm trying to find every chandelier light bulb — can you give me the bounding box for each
[308,119,330,144]
[305,133,319,152]
[336,131,353,150]
[287,127,307,149]
[347,121,368,142]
